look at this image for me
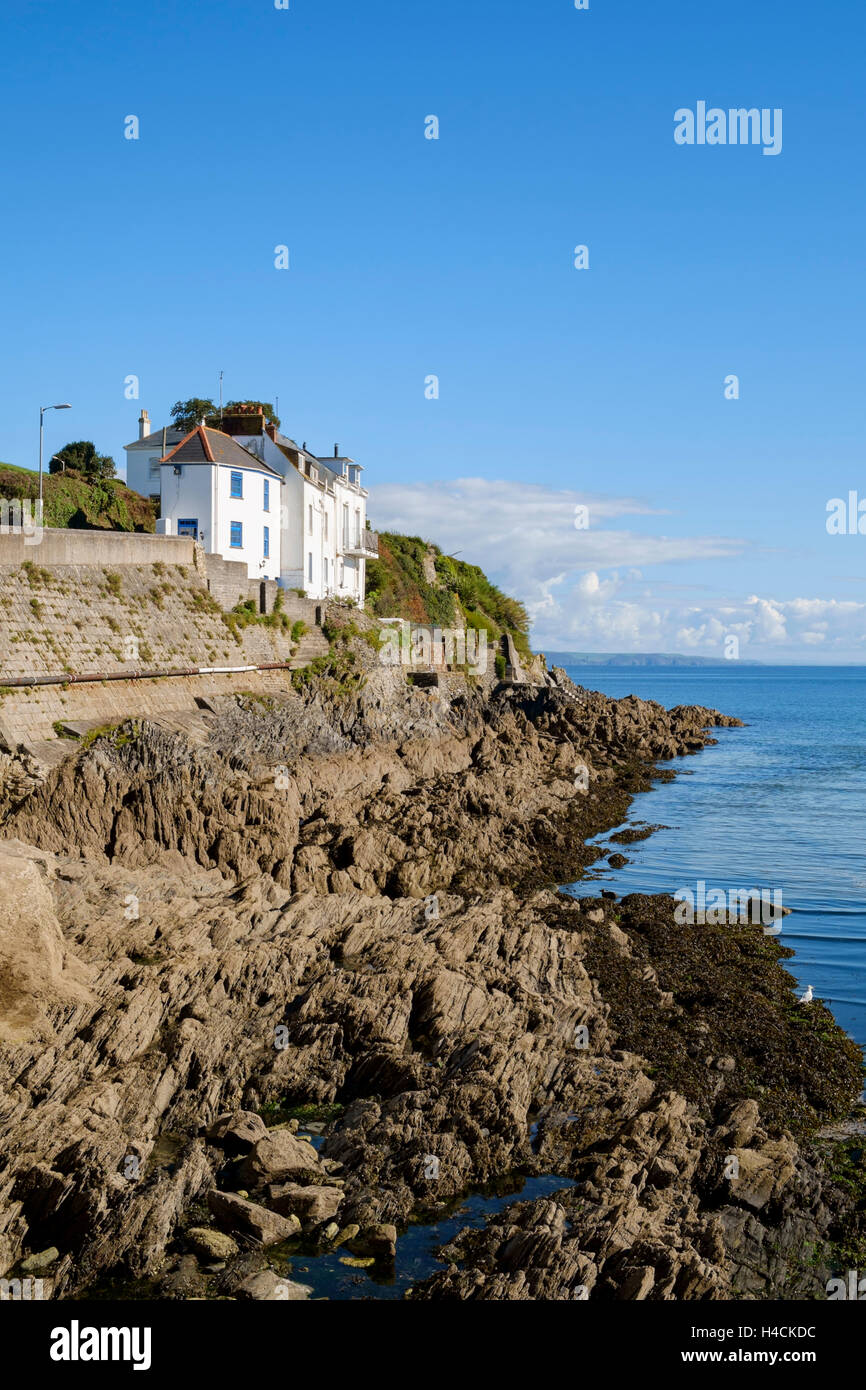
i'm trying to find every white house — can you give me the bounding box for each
[155,424,283,581]
[228,418,374,602]
[124,411,184,497]
[124,408,377,601]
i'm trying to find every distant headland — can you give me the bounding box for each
[545,651,764,668]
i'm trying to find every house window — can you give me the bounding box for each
[307,552,313,582]
[230,521,243,548]
[323,511,328,541]
[263,478,270,512]
[342,503,349,546]
[308,504,313,535]
[177,518,198,538]
[230,471,243,499]
[263,526,270,559]
[354,509,361,546]
[323,557,328,587]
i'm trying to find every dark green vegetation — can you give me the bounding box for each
[578,891,864,1138]
[170,398,281,432]
[813,1135,866,1270]
[0,462,156,532]
[222,589,294,642]
[366,532,532,661]
[289,616,379,696]
[169,398,217,432]
[50,440,116,481]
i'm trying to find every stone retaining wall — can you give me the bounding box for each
[0,529,194,567]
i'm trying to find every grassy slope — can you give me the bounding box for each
[0,464,156,532]
[365,531,533,661]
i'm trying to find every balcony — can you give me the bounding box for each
[341,529,379,558]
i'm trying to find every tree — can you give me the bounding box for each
[51,441,116,480]
[170,398,217,432]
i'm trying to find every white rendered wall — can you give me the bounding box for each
[159,462,280,580]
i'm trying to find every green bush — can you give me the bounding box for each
[366,532,532,666]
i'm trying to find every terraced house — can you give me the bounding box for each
[124,408,377,603]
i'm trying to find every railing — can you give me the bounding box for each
[341,529,378,557]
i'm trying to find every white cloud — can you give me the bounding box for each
[371,477,866,660]
[373,477,742,594]
[537,579,866,660]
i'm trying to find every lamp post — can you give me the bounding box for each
[39,403,71,506]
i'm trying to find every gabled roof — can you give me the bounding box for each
[125,426,184,450]
[272,430,320,467]
[159,425,283,477]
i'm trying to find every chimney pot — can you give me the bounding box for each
[334,444,339,458]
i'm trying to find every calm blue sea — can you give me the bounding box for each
[552,664,866,1059]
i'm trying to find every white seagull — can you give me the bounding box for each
[799,985,814,1004]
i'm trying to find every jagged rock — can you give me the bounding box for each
[616,1266,656,1300]
[729,1140,798,1211]
[0,666,858,1305]
[719,1100,761,1148]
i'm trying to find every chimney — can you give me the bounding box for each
[266,421,277,441]
[334,444,339,458]
[138,409,151,440]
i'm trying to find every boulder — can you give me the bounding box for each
[206,1111,267,1153]
[729,1140,798,1211]
[207,1190,301,1245]
[268,1183,344,1225]
[722,1100,761,1148]
[356,1223,398,1259]
[239,1130,323,1187]
[19,1247,59,1274]
[236,1270,312,1301]
[184,1227,240,1261]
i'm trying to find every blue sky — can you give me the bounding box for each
[2,0,865,660]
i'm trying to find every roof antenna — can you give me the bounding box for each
[219,369,224,423]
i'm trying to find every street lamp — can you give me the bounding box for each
[50,455,66,475]
[39,403,71,506]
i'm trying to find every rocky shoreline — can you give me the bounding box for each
[0,640,863,1301]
